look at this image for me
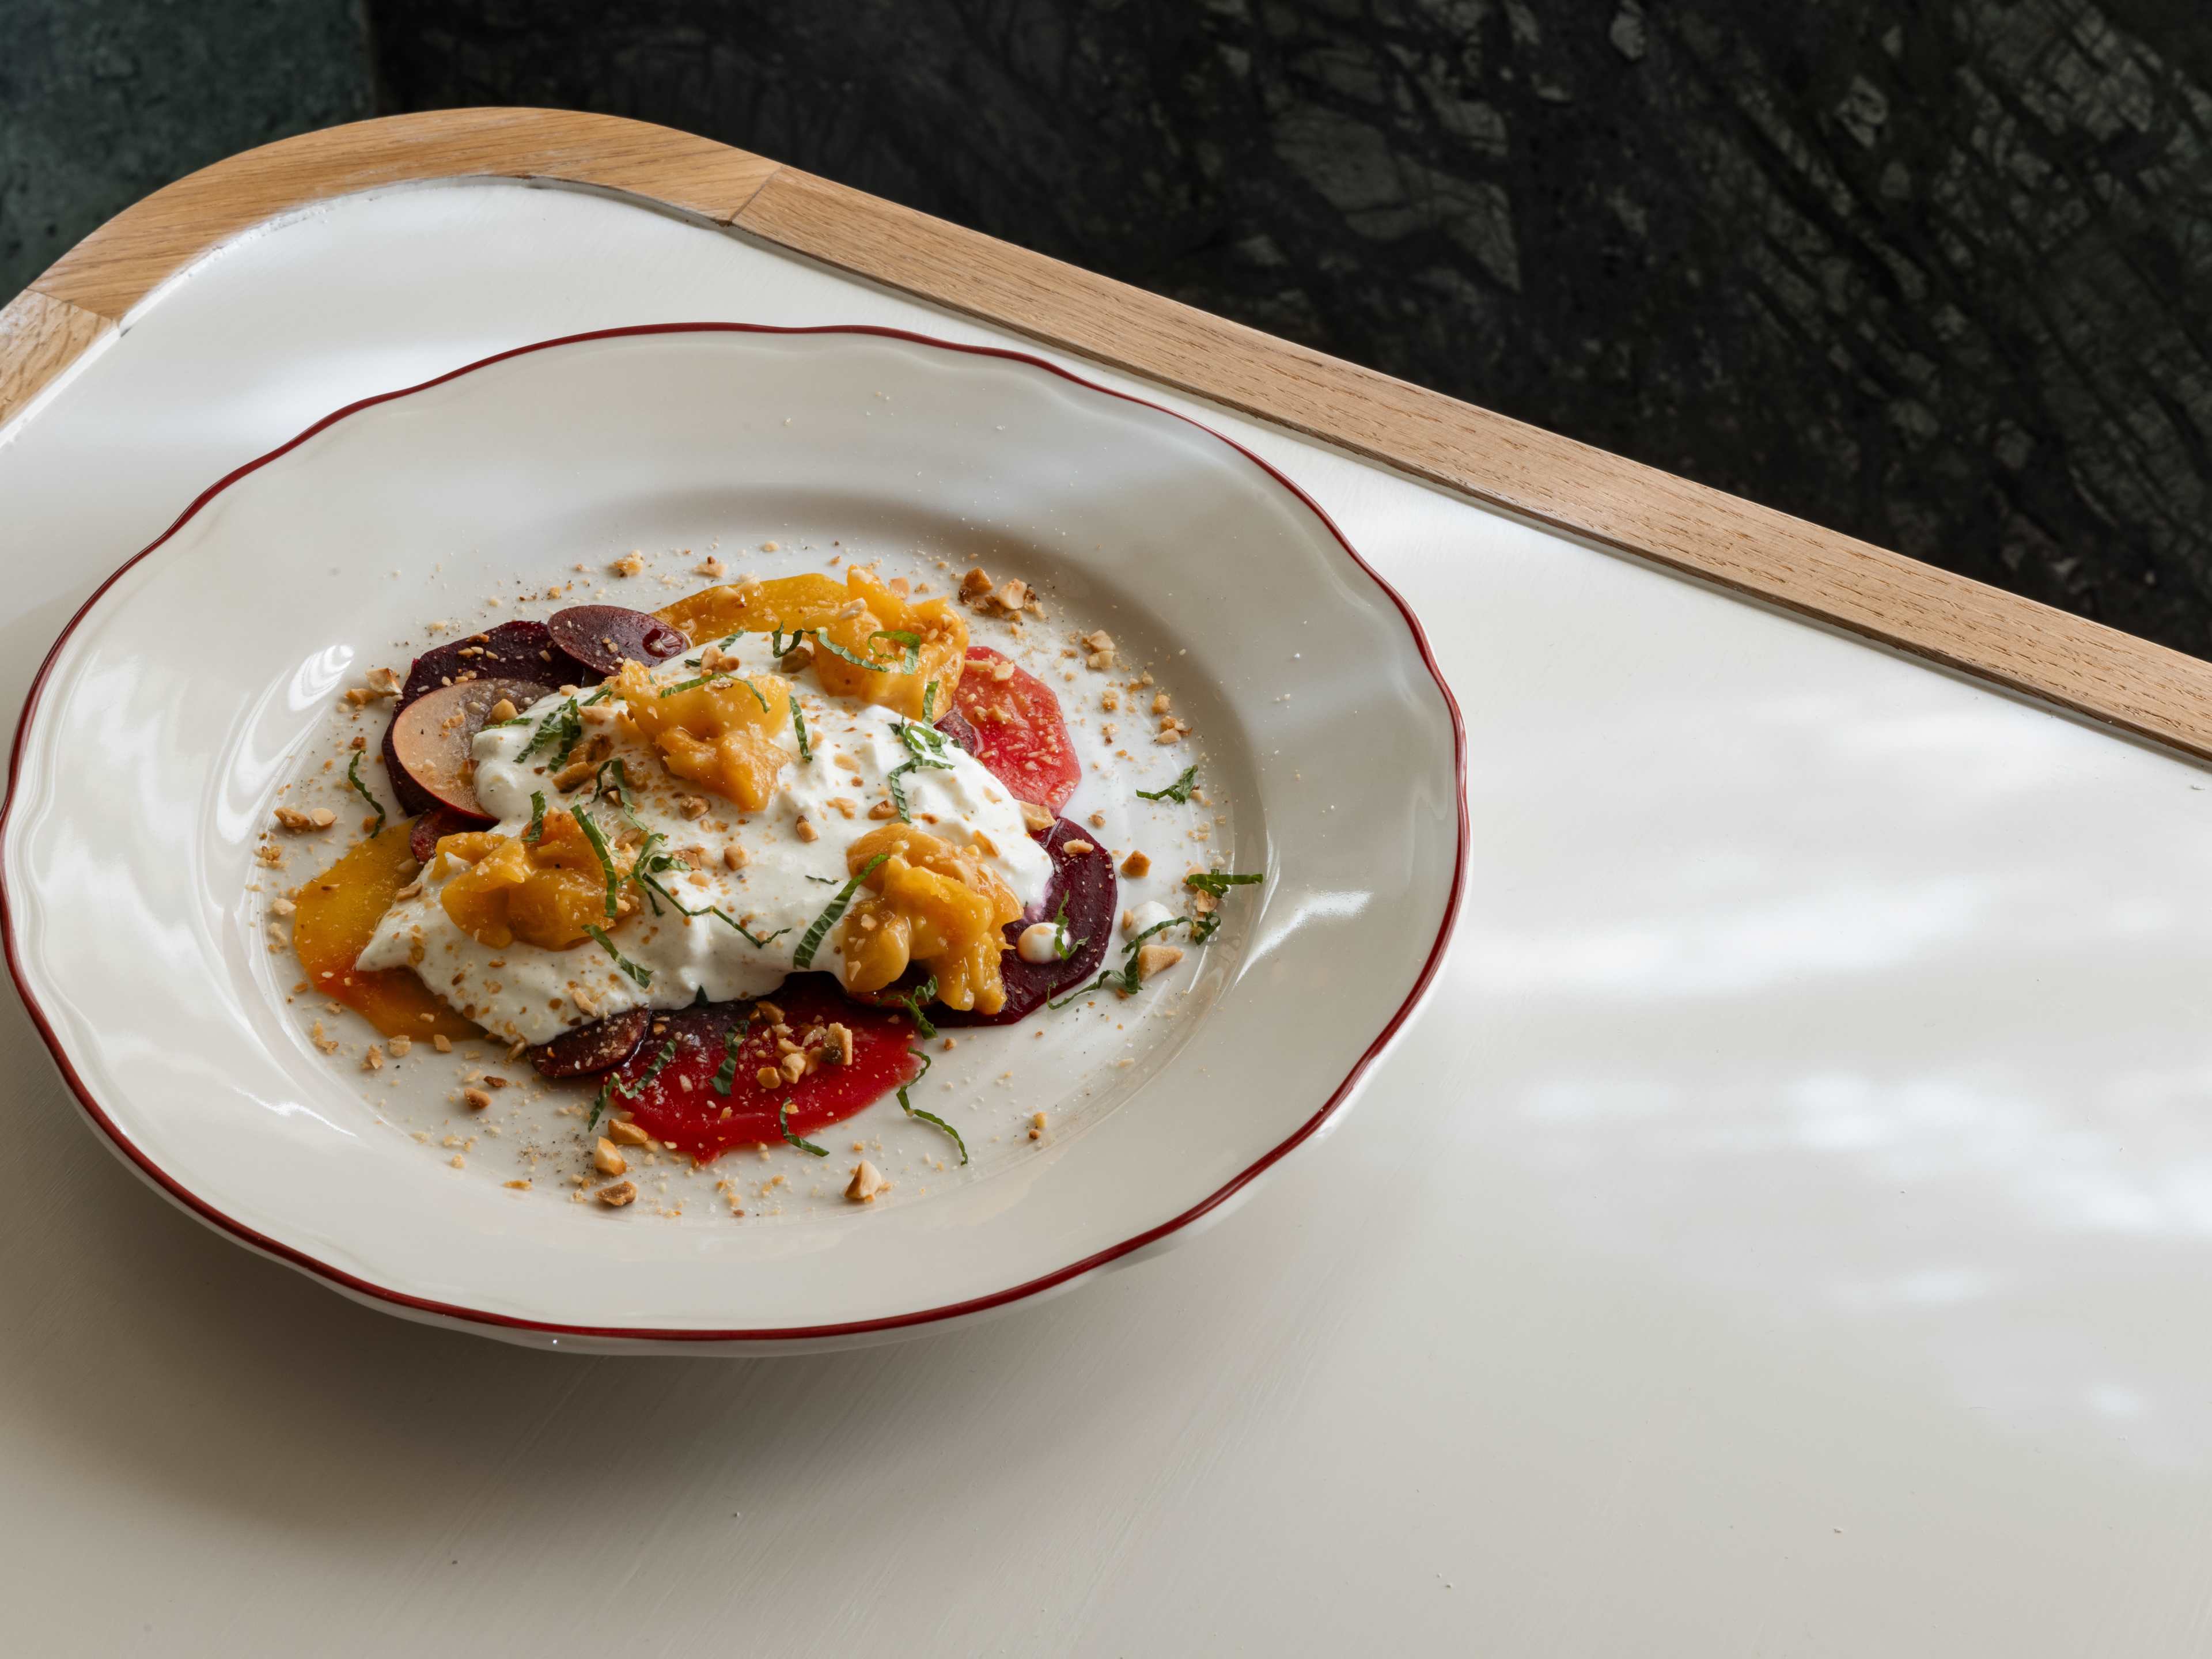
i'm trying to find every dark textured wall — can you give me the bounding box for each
[10,2,2212,662]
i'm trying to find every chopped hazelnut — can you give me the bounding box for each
[462,1087,493,1111]
[433,1034,453,1054]
[609,552,645,577]
[1063,839,1094,857]
[272,806,336,832]
[821,1022,854,1066]
[868,799,899,820]
[696,555,726,577]
[360,1044,385,1073]
[779,1051,807,1084]
[387,1035,412,1057]
[596,1180,638,1207]
[754,1065,781,1090]
[1089,812,1107,829]
[722,844,747,870]
[846,1160,889,1202]
[607,1118,651,1147]
[1120,849,1151,878]
[793,816,819,843]
[487,697,518,723]
[959,567,995,602]
[679,795,710,820]
[1017,800,1054,834]
[1134,943,1185,984]
[1152,692,1172,715]
[593,1138,628,1176]
[1101,688,1120,713]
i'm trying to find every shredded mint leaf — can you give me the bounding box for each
[895,1050,965,1164]
[814,628,922,673]
[778,1099,829,1157]
[524,790,547,844]
[710,1013,752,1096]
[516,697,582,763]
[791,696,812,762]
[1137,764,1199,805]
[584,924,652,987]
[1049,917,1189,1007]
[887,761,918,823]
[572,806,622,919]
[793,853,888,968]
[1185,870,1264,896]
[923,680,940,722]
[888,974,939,1039]
[590,1036,677,1128]
[346,749,386,836]
[629,849,789,947]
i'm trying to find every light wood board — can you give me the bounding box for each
[9,107,2209,762]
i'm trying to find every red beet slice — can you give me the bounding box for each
[531,1007,650,1079]
[596,977,922,1164]
[398,619,562,707]
[931,816,1118,1026]
[547,605,688,678]
[952,646,1081,813]
[407,804,481,864]
[388,676,547,818]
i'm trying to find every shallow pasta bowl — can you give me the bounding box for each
[0,324,1465,1351]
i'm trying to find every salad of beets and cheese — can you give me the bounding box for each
[274,555,1257,1212]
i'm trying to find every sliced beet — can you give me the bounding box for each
[531,1007,650,1079]
[952,646,1081,813]
[398,619,562,707]
[934,702,982,755]
[408,804,482,864]
[388,676,547,819]
[931,816,1118,1027]
[596,977,921,1164]
[547,605,687,678]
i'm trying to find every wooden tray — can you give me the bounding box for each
[5,106,2209,760]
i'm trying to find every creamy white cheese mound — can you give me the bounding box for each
[358,638,1053,1045]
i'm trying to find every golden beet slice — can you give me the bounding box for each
[291,821,478,1040]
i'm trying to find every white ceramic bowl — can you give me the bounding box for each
[1,325,1464,1351]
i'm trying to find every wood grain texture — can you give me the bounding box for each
[29,109,781,322]
[0,289,111,432]
[10,107,2212,761]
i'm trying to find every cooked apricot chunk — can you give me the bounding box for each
[811,567,967,721]
[290,821,477,1040]
[437,812,615,950]
[838,822,1021,1013]
[608,660,791,811]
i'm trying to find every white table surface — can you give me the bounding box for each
[7,179,2212,1657]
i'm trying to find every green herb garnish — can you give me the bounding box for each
[590,1036,677,1128]
[792,853,888,968]
[887,973,939,1039]
[1185,870,1264,896]
[629,848,790,948]
[922,679,939,722]
[813,628,921,673]
[572,806,622,919]
[895,1051,966,1164]
[584,924,652,987]
[517,697,584,764]
[709,1013,752,1096]
[790,696,812,762]
[1137,764,1199,804]
[778,1099,828,1157]
[886,762,918,823]
[346,749,386,836]
[523,790,547,844]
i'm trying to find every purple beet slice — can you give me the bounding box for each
[388,676,548,819]
[935,703,982,756]
[398,619,563,707]
[547,605,687,678]
[932,816,1118,1026]
[531,1007,650,1079]
[408,804,480,865]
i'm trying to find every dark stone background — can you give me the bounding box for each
[8,2,2212,659]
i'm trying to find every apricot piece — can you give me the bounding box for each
[290,821,477,1040]
[436,812,611,950]
[839,822,1021,1013]
[610,660,791,812]
[812,567,967,722]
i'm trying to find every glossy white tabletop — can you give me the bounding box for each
[6,180,2212,1657]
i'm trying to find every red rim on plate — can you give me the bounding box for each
[0,323,1470,1344]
